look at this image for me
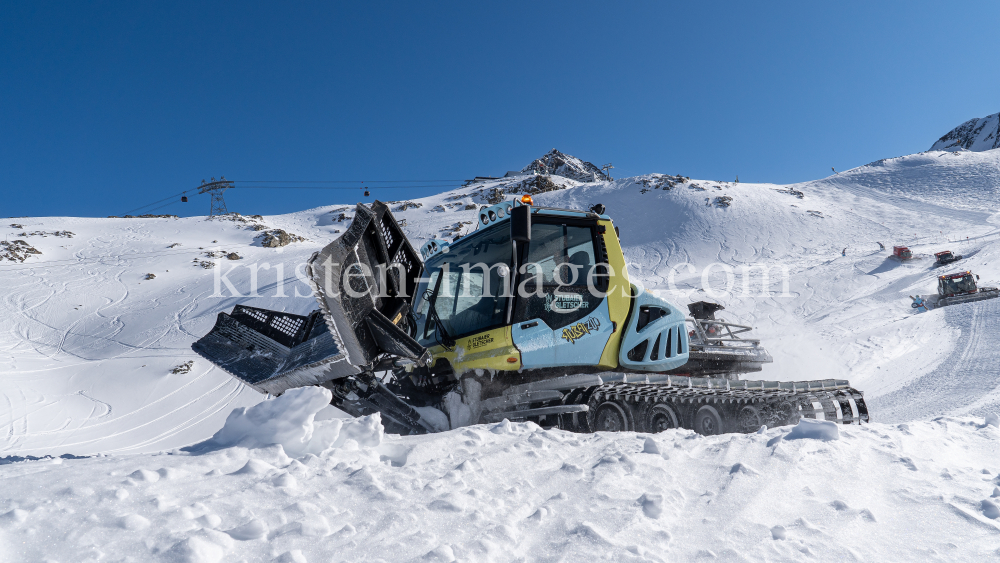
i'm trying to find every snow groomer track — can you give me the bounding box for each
[548,376,869,434]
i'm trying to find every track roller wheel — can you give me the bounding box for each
[737,405,763,433]
[763,400,799,427]
[694,405,723,436]
[642,403,680,433]
[586,396,637,432]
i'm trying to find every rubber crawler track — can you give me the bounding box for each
[549,377,868,435]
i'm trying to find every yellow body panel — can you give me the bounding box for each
[429,325,522,373]
[597,219,631,369]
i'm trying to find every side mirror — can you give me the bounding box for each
[510,205,531,242]
[977,275,980,280]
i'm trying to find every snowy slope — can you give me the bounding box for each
[3,148,1000,459]
[931,112,1000,152]
[809,148,1000,213]
[0,213,340,456]
[2,387,999,563]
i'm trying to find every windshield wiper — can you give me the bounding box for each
[425,274,456,349]
[429,303,456,349]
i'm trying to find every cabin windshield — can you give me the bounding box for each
[413,226,512,344]
[941,275,976,295]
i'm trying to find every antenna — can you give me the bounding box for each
[198,177,234,216]
[601,163,614,181]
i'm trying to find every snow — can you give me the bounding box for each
[783,418,840,442]
[812,148,1000,213]
[983,499,1000,520]
[2,415,999,561]
[987,413,1000,428]
[4,146,1000,559]
[198,387,382,458]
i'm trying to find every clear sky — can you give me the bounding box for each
[3,1,998,218]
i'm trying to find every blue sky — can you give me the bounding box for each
[2,1,998,218]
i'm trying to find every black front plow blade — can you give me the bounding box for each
[192,305,361,395]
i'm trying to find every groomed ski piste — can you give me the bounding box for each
[2,147,1000,561]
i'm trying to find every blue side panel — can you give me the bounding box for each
[513,299,613,369]
[618,285,689,371]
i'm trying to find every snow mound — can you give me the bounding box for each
[985,413,999,428]
[931,111,1000,151]
[199,386,383,457]
[982,499,1000,519]
[784,418,840,441]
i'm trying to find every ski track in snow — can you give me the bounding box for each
[872,298,1000,422]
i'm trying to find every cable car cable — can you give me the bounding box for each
[123,189,194,215]
[121,178,478,218]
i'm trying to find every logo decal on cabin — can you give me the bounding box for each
[561,317,601,344]
[545,293,589,313]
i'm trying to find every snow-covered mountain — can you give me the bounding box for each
[4,150,1000,458]
[930,111,1000,151]
[4,147,1000,562]
[520,148,607,181]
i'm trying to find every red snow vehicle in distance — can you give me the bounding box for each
[936,270,1000,307]
[934,250,962,267]
[893,246,913,260]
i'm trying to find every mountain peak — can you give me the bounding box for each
[930,112,1000,152]
[521,149,607,181]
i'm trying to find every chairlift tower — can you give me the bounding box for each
[602,163,614,181]
[198,177,233,216]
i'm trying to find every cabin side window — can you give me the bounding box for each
[513,222,605,328]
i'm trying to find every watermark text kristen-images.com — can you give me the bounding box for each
[210,259,791,303]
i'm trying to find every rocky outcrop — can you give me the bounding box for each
[479,175,568,205]
[521,149,607,181]
[931,112,1000,151]
[258,229,306,248]
[18,230,74,238]
[0,240,41,262]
